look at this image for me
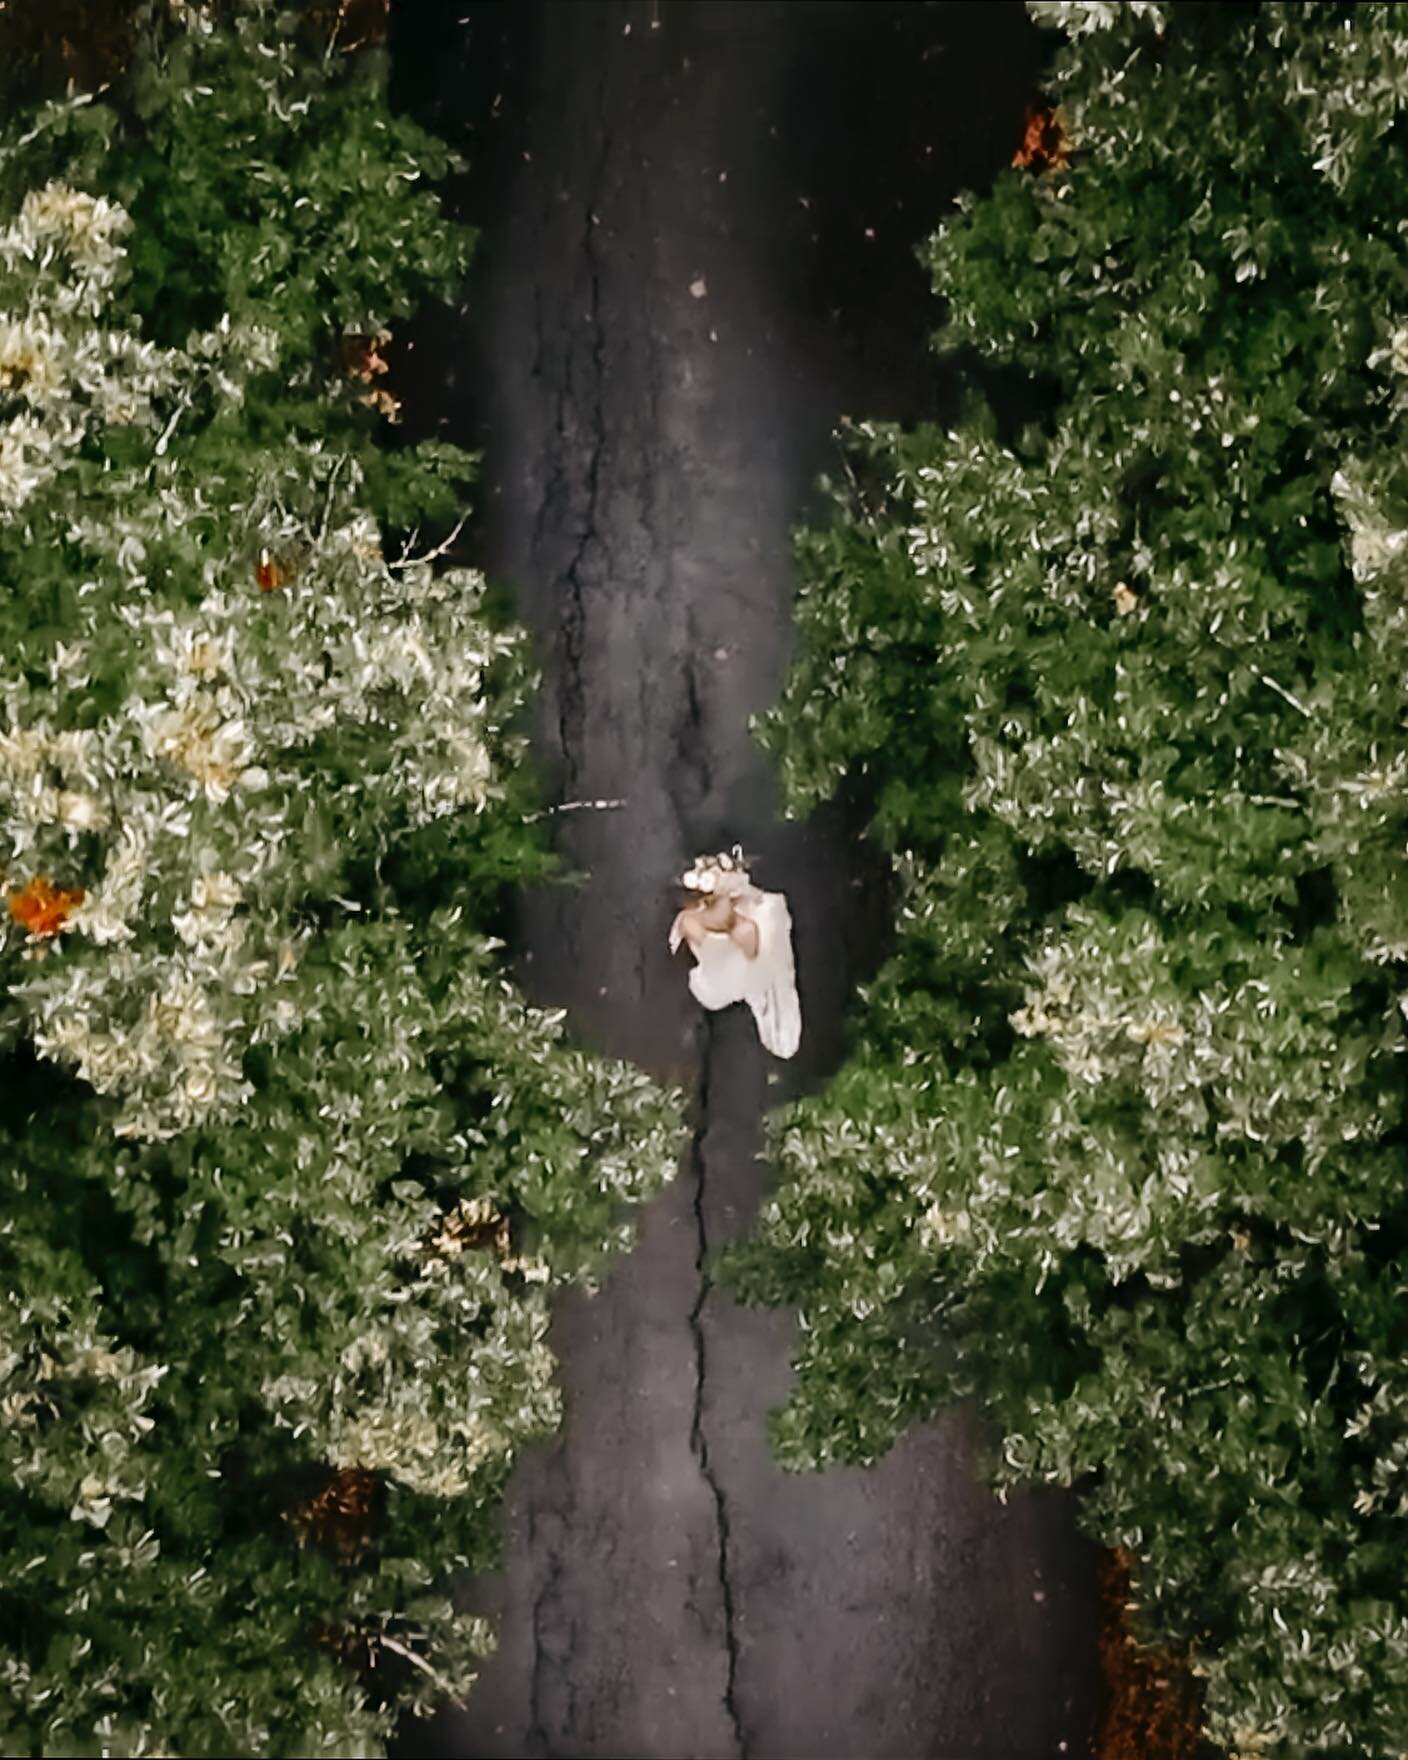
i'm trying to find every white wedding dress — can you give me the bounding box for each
[671,855,801,1059]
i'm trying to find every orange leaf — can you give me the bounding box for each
[1013,105,1071,173]
[256,549,290,593]
[8,875,84,939]
[287,1467,380,1562]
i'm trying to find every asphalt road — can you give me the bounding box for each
[392,4,1098,1755]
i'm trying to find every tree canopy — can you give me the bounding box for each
[0,7,679,1754]
[730,5,1408,1753]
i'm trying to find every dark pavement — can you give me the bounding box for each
[392,4,1098,1755]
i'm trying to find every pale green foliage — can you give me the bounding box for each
[734,3,1408,1754]
[1262,2,1408,191]
[0,8,682,1756]
[3,1245,164,1529]
[0,120,516,1144]
[1026,2,1167,39]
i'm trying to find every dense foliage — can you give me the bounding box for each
[729,5,1408,1754]
[0,6,678,1755]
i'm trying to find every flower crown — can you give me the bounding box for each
[681,844,749,894]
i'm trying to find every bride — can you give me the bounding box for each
[668,846,801,1059]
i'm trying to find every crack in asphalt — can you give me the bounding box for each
[555,124,613,798]
[667,610,714,825]
[520,1499,566,1760]
[526,1537,558,1755]
[685,1032,747,1760]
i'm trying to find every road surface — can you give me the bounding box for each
[391,5,1098,1755]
